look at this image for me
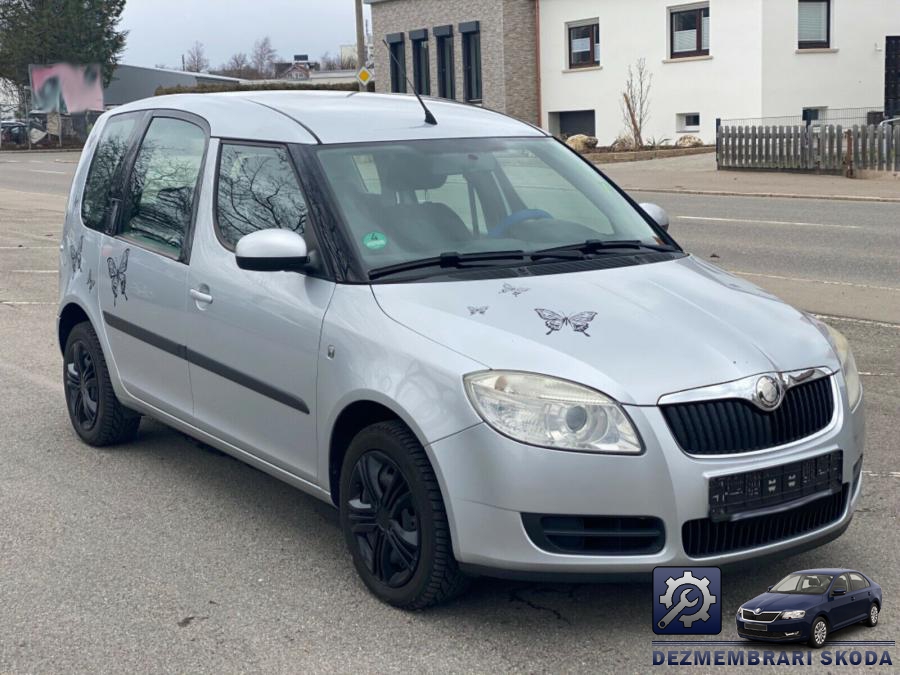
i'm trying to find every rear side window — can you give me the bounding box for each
[121,117,206,258]
[849,573,869,591]
[215,143,310,249]
[81,113,139,230]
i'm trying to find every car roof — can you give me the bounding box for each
[107,90,548,145]
[791,568,861,576]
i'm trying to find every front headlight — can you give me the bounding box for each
[463,371,642,453]
[823,323,862,410]
[779,610,806,620]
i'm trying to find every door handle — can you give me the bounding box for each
[190,288,213,304]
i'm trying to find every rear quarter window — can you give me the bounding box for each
[81,113,141,230]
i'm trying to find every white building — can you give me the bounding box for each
[540,0,900,144]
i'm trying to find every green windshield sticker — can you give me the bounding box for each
[363,231,388,250]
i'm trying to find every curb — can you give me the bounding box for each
[622,187,900,203]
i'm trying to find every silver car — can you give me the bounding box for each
[57,92,864,608]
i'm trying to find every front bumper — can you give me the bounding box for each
[427,392,864,575]
[737,617,810,642]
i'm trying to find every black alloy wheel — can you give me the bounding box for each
[65,339,99,432]
[346,450,420,588]
[63,322,141,446]
[339,421,468,608]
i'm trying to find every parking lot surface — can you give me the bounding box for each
[1,152,898,673]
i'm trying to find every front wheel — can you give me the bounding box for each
[866,602,879,627]
[339,421,467,609]
[808,617,828,648]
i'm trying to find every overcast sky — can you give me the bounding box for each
[120,0,371,70]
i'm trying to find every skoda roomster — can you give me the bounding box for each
[57,92,864,607]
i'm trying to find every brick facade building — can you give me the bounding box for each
[366,0,539,125]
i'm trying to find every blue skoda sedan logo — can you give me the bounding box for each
[653,567,722,635]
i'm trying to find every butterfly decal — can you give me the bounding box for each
[534,309,598,337]
[468,306,488,315]
[86,268,95,291]
[499,282,529,297]
[106,248,129,306]
[69,235,83,275]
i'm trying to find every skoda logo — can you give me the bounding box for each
[754,375,784,411]
[754,608,762,615]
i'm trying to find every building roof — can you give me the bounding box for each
[108,90,547,144]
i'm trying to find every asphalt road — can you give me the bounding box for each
[1,151,898,673]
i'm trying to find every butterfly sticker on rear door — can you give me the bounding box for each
[534,309,597,337]
[106,248,129,306]
[69,235,83,276]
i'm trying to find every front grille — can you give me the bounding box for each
[742,610,780,621]
[739,627,793,639]
[522,514,665,555]
[661,375,834,455]
[683,484,847,557]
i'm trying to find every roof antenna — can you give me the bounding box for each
[382,38,437,125]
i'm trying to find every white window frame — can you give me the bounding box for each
[667,2,710,59]
[677,112,701,132]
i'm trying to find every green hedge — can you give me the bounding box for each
[154,81,373,96]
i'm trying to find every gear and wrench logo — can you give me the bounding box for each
[652,567,722,634]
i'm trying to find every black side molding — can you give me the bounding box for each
[103,311,310,414]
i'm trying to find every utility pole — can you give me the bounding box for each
[355,0,366,91]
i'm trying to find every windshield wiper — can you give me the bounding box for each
[533,239,677,259]
[369,250,528,280]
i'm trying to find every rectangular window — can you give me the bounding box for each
[435,26,455,99]
[81,113,141,231]
[798,0,830,48]
[677,112,701,131]
[461,22,482,103]
[411,30,430,95]
[670,5,710,58]
[387,34,406,93]
[216,143,310,250]
[121,117,206,258]
[568,21,600,68]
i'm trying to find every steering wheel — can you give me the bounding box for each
[487,209,553,238]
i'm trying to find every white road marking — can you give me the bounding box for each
[813,314,900,330]
[0,301,55,305]
[0,246,57,249]
[735,271,900,293]
[677,215,860,230]
[862,471,900,479]
[10,269,57,274]
[29,169,67,175]
[858,372,897,377]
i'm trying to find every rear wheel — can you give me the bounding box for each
[339,420,467,608]
[63,322,140,446]
[866,602,879,627]
[808,617,828,648]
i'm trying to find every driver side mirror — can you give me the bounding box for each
[767,585,774,592]
[639,202,669,232]
[832,586,847,596]
[235,229,316,273]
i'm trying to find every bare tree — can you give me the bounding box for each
[251,36,279,78]
[184,41,209,73]
[620,58,652,149]
[319,51,357,71]
[213,52,257,78]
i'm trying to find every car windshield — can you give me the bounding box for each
[770,574,834,594]
[314,137,672,277]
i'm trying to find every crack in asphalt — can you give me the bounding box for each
[508,585,576,624]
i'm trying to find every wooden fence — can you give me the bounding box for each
[717,123,900,173]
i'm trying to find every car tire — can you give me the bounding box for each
[63,322,140,446]
[808,616,828,648]
[866,602,879,627]
[339,420,468,609]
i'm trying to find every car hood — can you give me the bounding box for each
[741,592,826,612]
[371,255,840,405]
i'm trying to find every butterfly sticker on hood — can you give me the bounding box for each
[468,306,488,315]
[534,309,597,337]
[69,235,83,276]
[499,282,529,297]
[107,248,129,306]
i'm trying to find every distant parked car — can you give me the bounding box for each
[1,120,27,145]
[737,569,882,647]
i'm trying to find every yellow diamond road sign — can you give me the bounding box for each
[357,67,372,86]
